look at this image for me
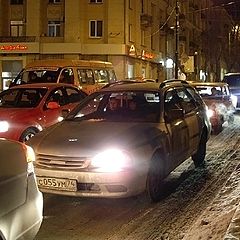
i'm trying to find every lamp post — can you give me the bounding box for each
[175,0,180,79]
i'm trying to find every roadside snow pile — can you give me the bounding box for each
[183,161,240,240]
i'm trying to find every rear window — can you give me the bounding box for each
[223,74,240,87]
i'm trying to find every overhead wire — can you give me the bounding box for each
[144,0,240,39]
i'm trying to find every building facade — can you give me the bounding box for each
[0,0,234,91]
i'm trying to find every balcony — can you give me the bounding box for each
[140,14,153,28]
[0,36,36,42]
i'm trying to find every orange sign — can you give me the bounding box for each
[0,44,28,51]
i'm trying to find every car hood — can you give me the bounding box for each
[27,120,163,156]
[0,108,37,120]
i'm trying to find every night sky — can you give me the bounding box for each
[213,0,240,21]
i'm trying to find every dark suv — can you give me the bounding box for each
[27,79,211,202]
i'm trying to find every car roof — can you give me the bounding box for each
[189,81,228,87]
[99,79,190,92]
[10,83,79,89]
[224,73,240,76]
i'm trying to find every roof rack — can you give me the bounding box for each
[159,79,189,88]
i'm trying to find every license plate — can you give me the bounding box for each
[37,177,77,191]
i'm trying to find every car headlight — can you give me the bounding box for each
[207,109,215,118]
[230,94,237,108]
[24,145,36,175]
[91,149,131,172]
[0,121,9,132]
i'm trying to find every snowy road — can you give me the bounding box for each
[35,116,240,240]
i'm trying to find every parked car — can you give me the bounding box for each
[0,83,87,142]
[27,80,211,202]
[0,138,43,240]
[190,81,236,134]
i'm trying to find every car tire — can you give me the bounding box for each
[20,128,38,143]
[146,153,164,202]
[192,131,207,167]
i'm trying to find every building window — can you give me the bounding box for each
[129,0,133,9]
[89,0,103,3]
[89,20,103,38]
[10,0,23,4]
[49,0,60,3]
[141,29,145,46]
[10,21,24,37]
[48,21,60,37]
[129,24,133,42]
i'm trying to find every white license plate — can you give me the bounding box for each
[37,177,77,191]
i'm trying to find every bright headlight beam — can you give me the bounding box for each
[0,121,9,132]
[207,109,214,118]
[92,149,130,172]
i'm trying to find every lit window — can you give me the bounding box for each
[48,21,60,37]
[10,0,23,4]
[10,21,24,37]
[89,20,103,38]
[89,0,103,3]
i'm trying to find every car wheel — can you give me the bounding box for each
[146,153,164,202]
[192,131,207,167]
[20,128,38,143]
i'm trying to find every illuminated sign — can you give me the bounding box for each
[0,44,28,51]
[128,45,154,60]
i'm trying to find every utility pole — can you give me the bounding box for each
[175,0,179,79]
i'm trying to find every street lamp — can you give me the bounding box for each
[175,0,180,79]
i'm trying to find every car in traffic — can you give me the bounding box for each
[222,73,240,109]
[0,138,43,240]
[190,81,236,134]
[27,80,211,202]
[0,83,87,142]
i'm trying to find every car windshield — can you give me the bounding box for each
[66,90,161,122]
[14,68,61,84]
[223,75,240,87]
[195,86,226,98]
[0,88,48,108]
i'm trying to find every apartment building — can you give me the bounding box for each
[0,0,233,91]
[0,0,173,91]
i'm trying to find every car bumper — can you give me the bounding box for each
[0,174,43,240]
[35,167,147,198]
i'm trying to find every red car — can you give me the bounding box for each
[0,83,87,142]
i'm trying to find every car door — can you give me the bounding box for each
[177,87,200,156]
[42,87,86,128]
[164,88,189,167]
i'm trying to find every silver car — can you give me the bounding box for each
[27,80,211,202]
[0,139,43,240]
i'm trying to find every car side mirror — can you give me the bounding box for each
[46,101,60,109]
[166,108,184,122]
